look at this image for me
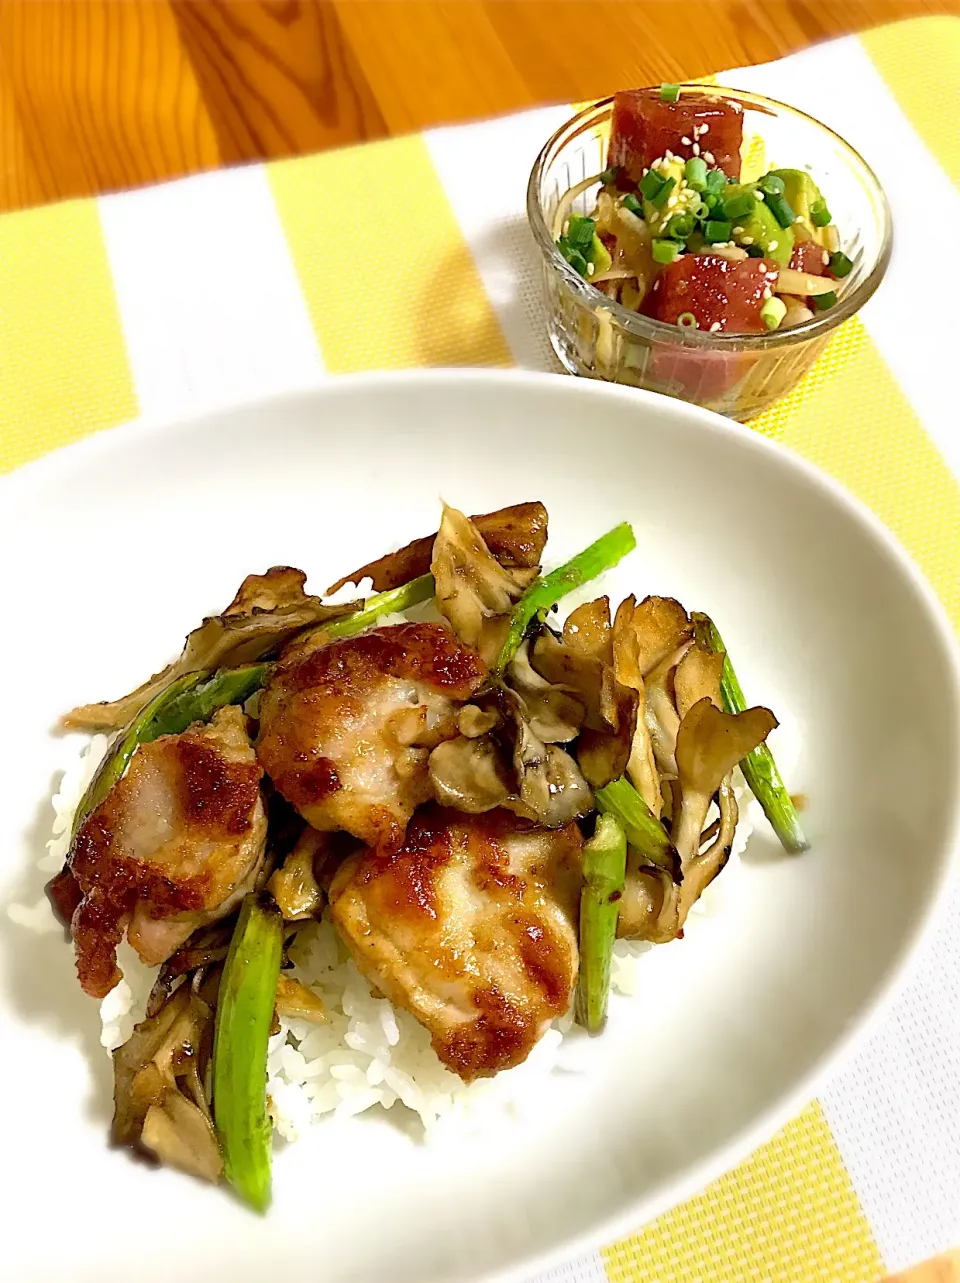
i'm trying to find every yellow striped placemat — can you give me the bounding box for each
[2,16,958,1283]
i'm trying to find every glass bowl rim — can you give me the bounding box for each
[526,87,894,351]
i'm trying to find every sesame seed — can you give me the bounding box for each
[732,226,744,235]
[587,262,595,275]
[709,321,722,332]
[703,151,715,164]
[762,287,772,299]
[700,123,710,135]
[681,136,692,146]
[822,249,830,265]
[664,149,675,161]
[794,215,804,224]
[741,235,754,245]
[692,142,701,156]
[769,240,778,250]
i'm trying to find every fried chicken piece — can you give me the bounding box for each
[329,806,582,1080]
[257,623,486,852]
[69,705,266,998]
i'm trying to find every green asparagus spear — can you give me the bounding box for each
[692,613,809,853]
[595,776,681,880]
[576,812,627,1034]
[72,664,268,837]
[212,893,283,1213]
[317,573,436,641]
[492,522,637,677]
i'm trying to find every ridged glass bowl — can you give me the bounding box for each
[527,88,892,421]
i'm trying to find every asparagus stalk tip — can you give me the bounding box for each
[493,521,636,677]
[212,893,283,1213]
[692,613,809,854]
[576,812,627,1034]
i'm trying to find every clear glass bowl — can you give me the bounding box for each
[527,88,892,421]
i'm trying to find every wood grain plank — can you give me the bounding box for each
[0,0,222,209]
[333,1,530,132]
[1,0,959,213]
[883,1250,960,1282]
[170,0,388,163]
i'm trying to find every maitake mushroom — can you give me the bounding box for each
[530,597,639,790]
[326,500,548,594]
[612,608,777,943]
[430,504,536,667]
[112,981,222,1183]
[65,567,359,732]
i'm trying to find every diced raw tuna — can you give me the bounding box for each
[643,254,778,333]
[608,90,744,184]
[788,240,827,276]
[643,253,778,401]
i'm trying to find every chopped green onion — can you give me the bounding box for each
[704,168,727,196]
[492,523,637,677]
[557,238,589,276]
[659,83,681,103]
[599,165,621,186]
[684,156,708,191]
[764,192,796,229]
[652,238,680,264]
[720,191,756,221]
[213,894,283,1212]
[810,198,832,227]
[666,213,695,240]
[828,250,853,278]
[566,214,597,250]
[677,311,698,328]
[760,296,787,330]
[558,244,589,276]
[812,290,837,310]
[649,175,676,208]
[758,172,785,197]
[621,192,643,216]
[639,170,666,201]
[703,218,732,243]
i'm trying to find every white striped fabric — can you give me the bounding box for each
[99,165,324,419]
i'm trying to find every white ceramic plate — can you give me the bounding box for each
[2,370,958,1283]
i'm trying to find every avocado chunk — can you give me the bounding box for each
[587,233,612,275]
[770,168,823,239]
[727,185,794,266]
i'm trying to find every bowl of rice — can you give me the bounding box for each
[1,370,957,1283]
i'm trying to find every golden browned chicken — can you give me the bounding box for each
[69,705,267,998]
[329,805,582,1080]
[256,623,486,852]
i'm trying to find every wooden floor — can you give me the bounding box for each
[0,0,957,213]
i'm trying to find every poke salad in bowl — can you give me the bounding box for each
[528,84,891,420]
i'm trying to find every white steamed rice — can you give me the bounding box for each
[12,724,755,1142]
